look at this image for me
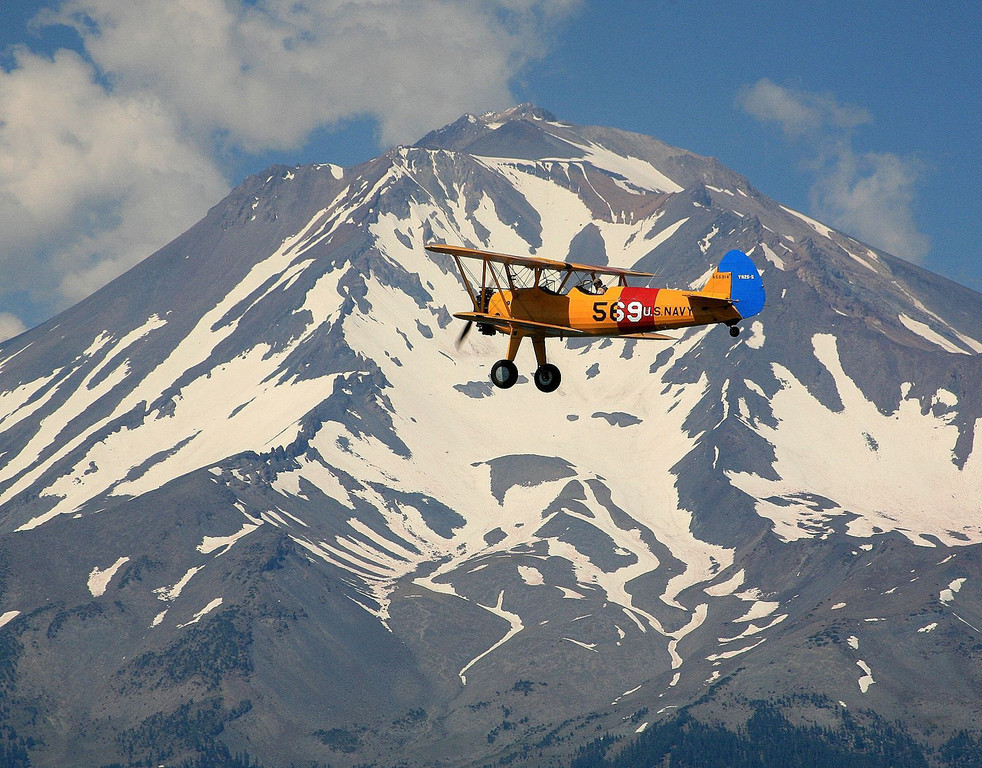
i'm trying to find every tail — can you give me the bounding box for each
[700,249,765,320]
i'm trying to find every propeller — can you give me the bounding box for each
[456,320,473,348]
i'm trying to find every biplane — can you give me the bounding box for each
[425,242,765,392]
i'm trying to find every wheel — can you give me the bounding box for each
[533,363,561,393]
[729,325,740,338]
[490,359,519,389]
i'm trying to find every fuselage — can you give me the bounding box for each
[487,284,741,336]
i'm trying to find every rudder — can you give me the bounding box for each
[716,249,765,319]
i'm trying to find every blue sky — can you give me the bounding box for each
[0,1,979,339]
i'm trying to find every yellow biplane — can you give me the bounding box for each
[426,242,765,393]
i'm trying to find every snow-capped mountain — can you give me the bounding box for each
[0,104,980,767]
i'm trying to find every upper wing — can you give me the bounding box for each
[427,242,655,279]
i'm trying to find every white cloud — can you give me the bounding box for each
[739,78,871,138]
[52,0,580,148]
[0,313,28,343]
[1,0,581,331]
[0,47,229,321]
[739,78,929,262]
[810,148,929,262]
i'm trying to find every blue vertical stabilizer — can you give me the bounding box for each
[719,249,765,319]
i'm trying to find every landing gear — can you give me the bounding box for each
[728,325,740,338]
[533,363,561,393]
[489,333,562,393]
[490,359,519,389]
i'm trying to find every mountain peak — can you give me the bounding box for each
[413,103,560,152]
[480,103,559,123]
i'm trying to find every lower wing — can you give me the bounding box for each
[454,312,675,340]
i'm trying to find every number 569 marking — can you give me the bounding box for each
[593,300,643,323]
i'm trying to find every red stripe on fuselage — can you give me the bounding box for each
[613,287,661,331]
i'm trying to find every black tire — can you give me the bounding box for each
[533,363,561,393]
[490,359,519,389]
[729,325,740,338]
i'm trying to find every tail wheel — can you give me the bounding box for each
[729,325,740,338]
[533,363,561,393]
[490,359,519,389]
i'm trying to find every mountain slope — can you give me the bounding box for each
[0,104,980,767]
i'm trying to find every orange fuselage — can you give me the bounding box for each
[486,284,740,336]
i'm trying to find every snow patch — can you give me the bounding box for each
[178,597,223,628]
[781,205,833,239]
[706,637,766,661]
[899,314,972,355]
[154,566,203,602]
[856,660,875,693]
[718,614,786,643]
[198,522,261,556]
[87,557,130,597]
[0,610,20,629]
[646,217,689,251]
[940,577,966,604]
[699,226,719,255]
[760,243,785,270]
[518,565,544,585]
[745,321,765,350]
[703,569,745,596]
[314,163,344,180]
[611,684,642,705]
[564,637,598,652]
[845,248,879,273]
[734,600,778,623]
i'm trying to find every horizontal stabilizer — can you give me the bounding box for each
[678,291,735,308]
